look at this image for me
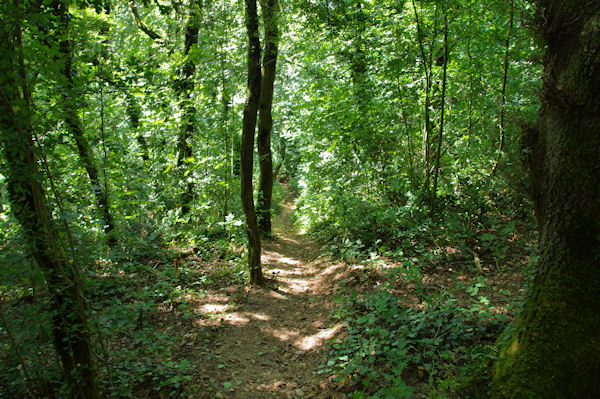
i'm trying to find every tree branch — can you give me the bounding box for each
[128,0,164,43]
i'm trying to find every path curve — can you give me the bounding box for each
[193,192,346,398]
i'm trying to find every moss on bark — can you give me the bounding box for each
[492,2,600,397]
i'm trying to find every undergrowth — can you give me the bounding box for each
[323,284,511,398]
[299,179,537,398]
[0,229,248,398]
[0,182,287,397]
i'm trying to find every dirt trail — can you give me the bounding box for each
[191,193,346,398]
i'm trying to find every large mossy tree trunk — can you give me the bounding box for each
[0,6,100,398]
[176,0,202,216]
[492,2,600,397]
[241,0,265,285]
[52,0,116,246]
[256,0,279,237]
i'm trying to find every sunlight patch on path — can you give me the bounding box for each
[263,324,343,351]
[267,268,305,277]
[268,290,288,300]
[200,303,231,313]
[275,236,301,245]
[268,327,300,341]
[278,277,313,294]
[262,251,303,266]
[191,188,344,398]
[219,312,272,325]
[294,324,343,351]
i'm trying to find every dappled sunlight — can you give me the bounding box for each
[197,292,230,304]
[267,326,300,341]
[266,267,299,276]
[218,311,267,323]
[248,312,271,321]
[220,313,250,324]
[318,262,347,280]
[294,324,343,351]
[255,380,297,395]
[220,311,273,325]
[186,190,345,397]
[278,235,302,244]
[268,290,288,300]
[262,323,342,351]
[278,277,312,293]
[200,311,272,326]
[272,255,302,266]
[200,303,231,313]
[262,251,303,267]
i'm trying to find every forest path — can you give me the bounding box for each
[191,190,346,398]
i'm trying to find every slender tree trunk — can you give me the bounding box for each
[349,0,371,175]
[220,45,231,222]
[399,95,415,185]
[0,7,99,397]
[176,0,201,216]
[464,4,474,166]
[241,0,265,285]
[492,2,600,397]
[423,80,432,194]
[53,0,116,246]
[491,0,514,176]
[412,0,434,198]
[395,23,415,187]
[97,71,149,163]
[256,0,279,237]
[431,2,449,202]
[126,92,150,162]
[273,135,286,181]
[350,1,368,112]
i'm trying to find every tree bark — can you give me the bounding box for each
[492,2,600,397]
[126,93,150,162]
[491,0,514,176]
[412,0,434,198]
[431,1,449,202]
[350,1,368,113]
[128,0,163,43]
[0,5,100,397]
[220,44,232,222]
[256,0,279,237]
[53,0,116,246]
[97,71,149,163]
[241,0,265,285]
[176,0,201,216]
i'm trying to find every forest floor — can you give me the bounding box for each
[156,186,528,398]
[184,192,347,398]
[0,186,530,398]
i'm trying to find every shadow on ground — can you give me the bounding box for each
[182,194,348,399]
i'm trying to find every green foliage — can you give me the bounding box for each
[324,287,507,397]
[0,232,247,397]
[309,195,414,251]
[0,0,543,395]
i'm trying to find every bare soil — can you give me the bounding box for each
[187,195,347,398]
[160,192,525,398]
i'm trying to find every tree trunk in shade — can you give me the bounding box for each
[241,0,265,285]
[492,2,600,397]
[257,0,279,237]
